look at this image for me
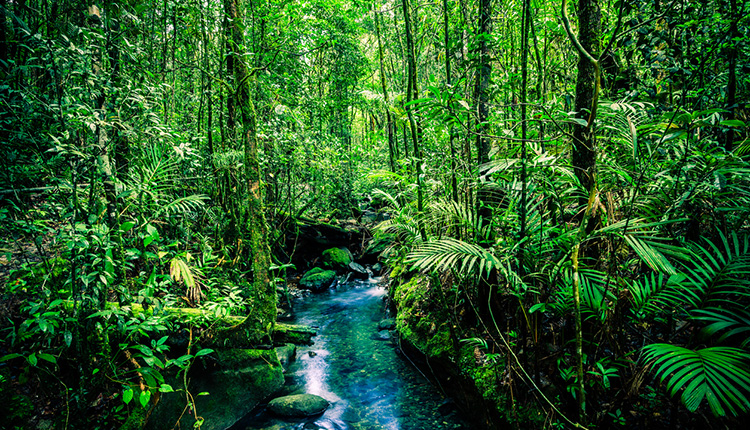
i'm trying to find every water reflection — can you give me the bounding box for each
[233,279,468,430]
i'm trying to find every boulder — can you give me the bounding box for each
[362,236,393,263]
[267,394,330,417]
[299,268,336,292]
[146,349,284,430]
[371,262,384,275]
[321,247,353,271]
[348,261,369,280]
[276,343,297,371]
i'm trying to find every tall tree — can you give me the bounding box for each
[475,0,492,166]
[568,0,601,206]
[401,0,426,240]
[374,2,396,172]
[224,0,276,339]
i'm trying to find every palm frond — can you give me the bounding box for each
[406,238,500,278]
[152,194,208,220]
[643,343,750,416]
[691,307,750,348]
[681,232,750,309]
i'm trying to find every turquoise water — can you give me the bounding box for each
[232,278,469,430]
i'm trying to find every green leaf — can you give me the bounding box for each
[194,348,214,357]
[139,390,151,408]
[159,384,174,393]
[38,353,56,364]
[122,387,134,405]
[119,221,136,232]
[0,353,24,362]
[643,344,750,416]
[28,353,38,367]
[720,119,745,128]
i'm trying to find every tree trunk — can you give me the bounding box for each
[571,0,601,207]
[374,3,396,173]
[225,0,275,341]
[401,0,426,240]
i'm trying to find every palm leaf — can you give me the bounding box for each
[406,238,500,278]
[680,232,750,308]
[643,343,750,416]
[691,307,750,348]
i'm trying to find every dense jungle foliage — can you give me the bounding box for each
[1,0,749,428]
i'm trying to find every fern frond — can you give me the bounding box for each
[643,343,750,416]
[152,194,208,220]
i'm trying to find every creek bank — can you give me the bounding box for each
[388,274,545,429]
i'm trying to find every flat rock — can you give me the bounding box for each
[267,394,330,417]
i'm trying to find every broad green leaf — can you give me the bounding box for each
[122,387,134,405]
[139,390,151,408]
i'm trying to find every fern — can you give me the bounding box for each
[643,343,750,416]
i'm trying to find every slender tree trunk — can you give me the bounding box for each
[374,3,396,172]
[571,0,601,207]
[444,0,459,205]
[225,0,275,339]
[722,0,739,151]
[474,0,492,236]
[475,0,491,166]
[401,0,426,240]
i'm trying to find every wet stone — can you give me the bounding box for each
[267,394,330,417]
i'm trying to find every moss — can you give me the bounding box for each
[391,275,453,359]
[274,323,316,345]
[118,405,148,430]
[320,247,353,271]
[456,343,545,428]
[146,348,284,430]
[299,268,336,292]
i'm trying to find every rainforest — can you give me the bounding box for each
[1,0,749,429]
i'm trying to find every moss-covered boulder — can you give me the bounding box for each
[391,275,453,359]
[362,235,393,263]
[299,267,336,292]
[145,349,284,430]
[321,247,353,271]
[267,394,329,417]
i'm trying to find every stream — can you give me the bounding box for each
[230,277,470,430]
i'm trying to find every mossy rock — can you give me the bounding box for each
[267,394,329,417]
[146,348,284,430]
[391,275,453,359]
[362,235,393,262]
[321,247,353,271]
[299,267,336,292]
[275,323,317,345]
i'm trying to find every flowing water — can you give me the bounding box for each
[231,277,470,430]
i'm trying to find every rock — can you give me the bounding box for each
[361,209,378,224]
[378,318,396,331]
[299,268,336,292]
[274,323,317,345]
[362,236,393,263]
[371,262,383,275]
[146,349,284,430]
[276,344,297,370]
[267,394,330,417]
[348,261,369,279]
[321,247,353,271]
